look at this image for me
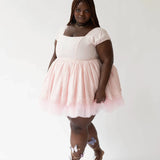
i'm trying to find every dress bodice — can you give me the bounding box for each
[55,26,111,60]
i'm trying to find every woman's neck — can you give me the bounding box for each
[75,21,92,28]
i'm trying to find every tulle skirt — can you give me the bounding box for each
[39,57,124,118]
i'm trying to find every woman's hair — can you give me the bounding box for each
[67,0,100,27]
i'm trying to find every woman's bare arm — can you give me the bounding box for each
[94,40,114,103]
[47,40,57,71]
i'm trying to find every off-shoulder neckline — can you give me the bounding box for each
[62,26,100,38]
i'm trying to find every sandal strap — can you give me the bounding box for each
[71,153,83,160]
[70,145,84,159]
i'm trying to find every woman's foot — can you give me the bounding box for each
[94,147,104,160]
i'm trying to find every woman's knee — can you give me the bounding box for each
[70,122,87,133]
[68,116,95,133]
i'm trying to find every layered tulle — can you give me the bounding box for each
[39,57,124,118]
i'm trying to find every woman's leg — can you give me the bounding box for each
[87,123,104,160]
[67,115,95,160]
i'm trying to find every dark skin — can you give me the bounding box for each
[47,2,113,160]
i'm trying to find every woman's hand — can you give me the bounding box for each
[94,89,106,103]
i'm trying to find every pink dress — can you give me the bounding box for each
[39,25,124,118]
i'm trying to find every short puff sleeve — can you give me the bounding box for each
[93,28,111,46]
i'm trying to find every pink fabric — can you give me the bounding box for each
[39,26,124,118]
[39,58,124,118]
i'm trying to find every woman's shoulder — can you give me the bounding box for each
[89,27,109,36]
[88,27,111,45]
[63,25,73,34]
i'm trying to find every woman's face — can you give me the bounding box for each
[74,1,91,25]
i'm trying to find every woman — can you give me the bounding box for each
[39,0,124,159]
